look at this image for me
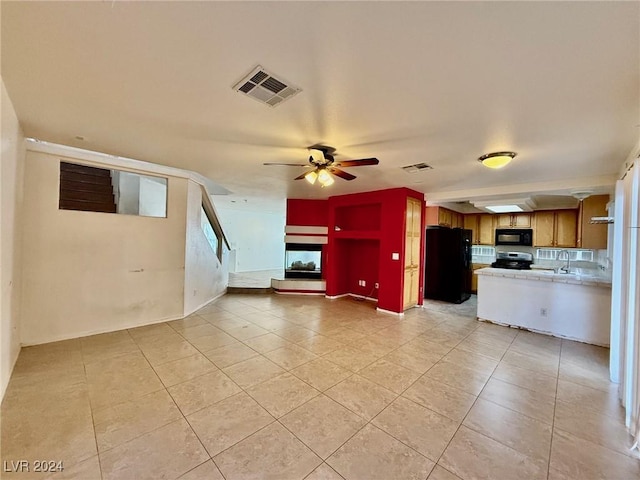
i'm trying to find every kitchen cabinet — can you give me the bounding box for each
[471,263,490,293]
[426,206,463,228]
[464,214,494,245]
[533,209,578,247]
[496,213,532,228]
[438,208,452,228]
[463,215,478,242]
[478,214,495,245]
[577,195,609,249]
[452,211,464,228]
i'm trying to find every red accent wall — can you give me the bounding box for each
[286,199,330,278]
[325,187,425,313]
[286,199,328,226]
[346,239,380,299]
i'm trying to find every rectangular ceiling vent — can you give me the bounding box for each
[402,163,433,174]
[232,65,301,108]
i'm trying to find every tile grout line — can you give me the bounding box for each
[219,308,455,477]
[19,296,625,480]
[546,339,563,480]
[79,344,105,480]
[429,324,521,474]
[278,311,491,478]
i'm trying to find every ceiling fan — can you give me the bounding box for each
[264,145,379,187]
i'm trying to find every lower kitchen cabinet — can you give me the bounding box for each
[471,263,490,293]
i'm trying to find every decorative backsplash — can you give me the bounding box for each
[472,245,609,272]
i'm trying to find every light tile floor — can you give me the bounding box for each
[2,294,639,479]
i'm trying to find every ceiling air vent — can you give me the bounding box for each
[402,163,433,174]
[233,65,301,107]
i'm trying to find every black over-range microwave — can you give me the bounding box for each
[495,228,533,246]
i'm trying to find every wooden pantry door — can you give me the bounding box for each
[403,197,422,309]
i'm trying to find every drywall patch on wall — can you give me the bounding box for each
[0,76,26,399]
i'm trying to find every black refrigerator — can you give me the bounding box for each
[424,226,472,304]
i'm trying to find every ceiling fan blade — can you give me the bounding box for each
[328,167,357,181]
[294,171,313,180]
[332,158,379,167]
[263,162,309,167]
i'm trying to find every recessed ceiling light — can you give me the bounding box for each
[478,151,517,169]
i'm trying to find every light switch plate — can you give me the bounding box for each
[392,252,400,260]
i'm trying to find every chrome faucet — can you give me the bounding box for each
[557,250,571,273]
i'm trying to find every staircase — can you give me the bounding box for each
[59,162,117,213]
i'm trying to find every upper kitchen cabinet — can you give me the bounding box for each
[533,209,578,247]
[425,206,463,228]
[577,195,609,249]
[464,214,494,245]
[438,207,452,228]
[495,213,532,228]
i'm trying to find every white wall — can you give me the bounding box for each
[183,181,228,314]
[117,171,141,215]
[1,77,25,399]
[610,158,640,440]
[478,274,611,346]
[139,176,167,217]
[215,198,285,272]
[20,151,189,345]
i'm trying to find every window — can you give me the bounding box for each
[201,205,221,259]
[59,161,167,217]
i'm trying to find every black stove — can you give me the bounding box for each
[491,252,534,270]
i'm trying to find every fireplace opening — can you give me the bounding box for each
[285,243,322,279]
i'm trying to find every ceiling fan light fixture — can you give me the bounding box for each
[478,151,517,169]
[317,169,334,187]
[304,170,318,185]
[321,176,334,187]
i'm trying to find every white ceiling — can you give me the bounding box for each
[2,1,638,208]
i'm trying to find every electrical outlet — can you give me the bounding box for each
[375,282,379,289]
[540,308,548,317]
[362,280,366,287]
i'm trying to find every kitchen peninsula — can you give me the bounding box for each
[476,267,611,346]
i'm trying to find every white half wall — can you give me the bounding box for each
[20,150,189,345]
[183,180,228,314]
[478,274,611,346]
[215,197,285,273]
[1,77,25,399]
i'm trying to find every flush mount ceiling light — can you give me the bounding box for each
[484,205,524,213]
[478,151,517,169]
[472,197,537,213]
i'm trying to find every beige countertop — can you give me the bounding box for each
[476,267,612,288]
